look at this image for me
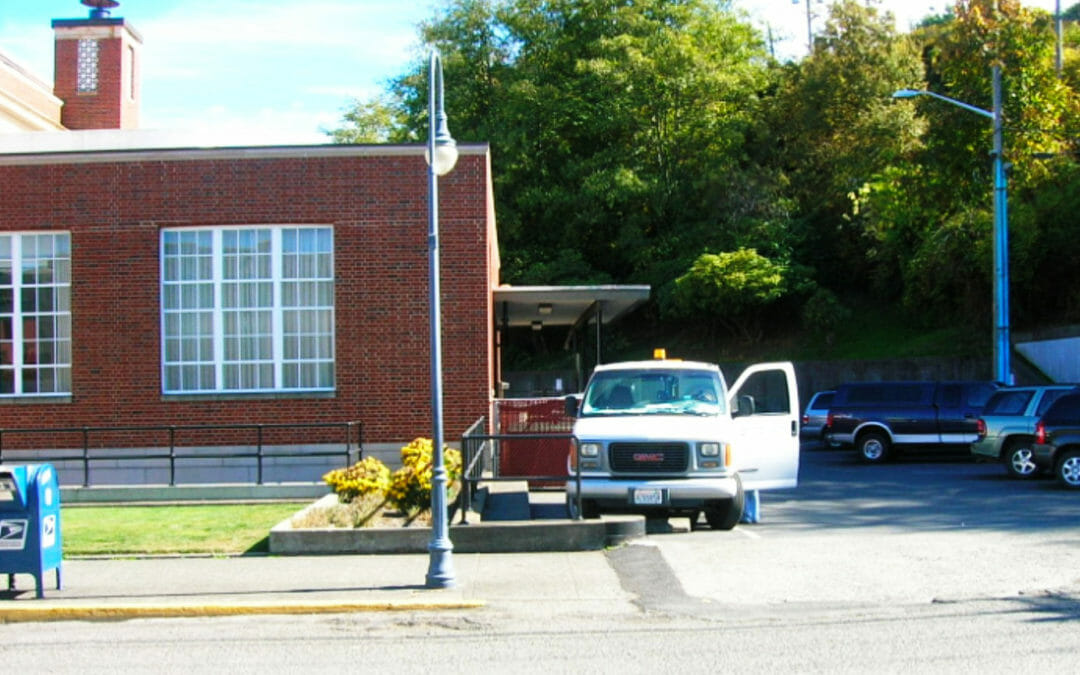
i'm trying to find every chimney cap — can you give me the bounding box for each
[81,0,120,19]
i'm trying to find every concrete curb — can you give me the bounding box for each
[269,492,647,555]
[0,599,486,623]
[270,514,646,554]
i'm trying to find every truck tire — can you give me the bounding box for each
[857,431,891,463]
[1055,449,1080,490]
[1003,438,1038,479]
[704,483,745,531]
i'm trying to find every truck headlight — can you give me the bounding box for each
[699,442,720,457]
[580,443,601,457]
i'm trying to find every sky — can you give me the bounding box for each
[0,1,1066,145]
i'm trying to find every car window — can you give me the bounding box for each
[983,390,1033,416]
[846,384,924,404]
[939,384,962,408]
[1044,394,1080,424]
[966,383,998,408]
[810,392,834,410]
[581,369,725,416]
[1036,389,1073,416]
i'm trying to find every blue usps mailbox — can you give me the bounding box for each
[0,464,62,599]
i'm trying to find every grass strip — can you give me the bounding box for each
[61,503,310,556]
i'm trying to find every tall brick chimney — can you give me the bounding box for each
[52,1,142,130]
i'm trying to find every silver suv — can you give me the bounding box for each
[800,390,835,444]
[972,385,1077,478]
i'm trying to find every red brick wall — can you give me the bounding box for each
[53,24,139,130]
[0,146,495,448]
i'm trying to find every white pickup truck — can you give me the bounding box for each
[563,356,799,529]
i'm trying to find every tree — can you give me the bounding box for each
[885,0,1080,326]
[666,248,788,342]
[325,95,408,144]
[762,1,924,294]
[329,0,787,292]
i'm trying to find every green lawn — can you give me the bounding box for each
[60,503,310,556]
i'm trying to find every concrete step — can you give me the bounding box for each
[476,480,532,521]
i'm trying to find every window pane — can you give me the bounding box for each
[1,233,71,397]
[161,226,334,394]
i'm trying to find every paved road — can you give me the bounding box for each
[1,444,1077,673]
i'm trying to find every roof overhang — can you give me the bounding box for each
[494,285,650,328]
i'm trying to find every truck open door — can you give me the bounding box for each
[729,362,800,490]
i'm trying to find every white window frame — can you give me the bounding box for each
[0,232,73,397]
[160,225,335,395]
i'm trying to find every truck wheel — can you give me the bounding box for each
[1003,439,1038,479]
[704,487,745,531]
[1055,449,1080,490]
[565,494,600,519]
[857,431,890,463]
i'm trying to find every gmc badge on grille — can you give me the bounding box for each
[633,453,665,463]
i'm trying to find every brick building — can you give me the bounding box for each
[0,3,501,485]
[0,3,647,486]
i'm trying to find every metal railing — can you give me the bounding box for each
[459,416,582,523]
[0,421,363,487]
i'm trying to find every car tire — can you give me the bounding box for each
[704,481,745,531]
[1055,449,1080,490]
[857,431,891,463]
[565,494,600,519]
[1003,439,1038,479]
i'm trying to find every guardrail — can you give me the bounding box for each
[459,416,581,523]
[0,421,363,487]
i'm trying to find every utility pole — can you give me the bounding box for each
[1056,0,1064,78]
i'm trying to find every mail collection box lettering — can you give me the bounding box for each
[0,463,62,599]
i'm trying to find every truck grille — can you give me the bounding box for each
[609,443,689,474]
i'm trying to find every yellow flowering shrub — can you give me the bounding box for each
[323,456,391,504]
[386,438,462,518]
[320,439,462,526]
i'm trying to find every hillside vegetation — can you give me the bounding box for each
[332,1,1080,353]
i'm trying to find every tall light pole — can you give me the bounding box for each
[893,65,1011,384]
[792,0,816,53]
[1056,0,1064,78]
[425,48,459,589]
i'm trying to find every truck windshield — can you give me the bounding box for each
[580,369,725,416]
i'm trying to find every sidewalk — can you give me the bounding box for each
[0,549,635,622]
[0,487,641,623]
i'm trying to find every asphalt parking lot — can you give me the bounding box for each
[642,441,1080,609]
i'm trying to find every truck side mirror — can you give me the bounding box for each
[564,395,581,418]
[733,394,756,418]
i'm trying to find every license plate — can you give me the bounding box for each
[631,488,664,505]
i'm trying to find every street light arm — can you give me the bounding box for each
[891,88,994,119]
[427,50,458,176]
[891,67,1011,385]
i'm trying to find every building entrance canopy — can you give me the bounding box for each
[493,285,650,329]
[493,285,651,396]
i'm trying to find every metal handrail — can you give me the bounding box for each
[0,421,363,487]
[459,418,581,523]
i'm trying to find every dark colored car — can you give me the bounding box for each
[1032,392,1080,489]
[800,390,835,443]
[825,381,999,463]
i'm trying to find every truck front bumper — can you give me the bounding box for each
[566,475,741,510]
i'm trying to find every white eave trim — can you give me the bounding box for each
[0,131,489,165]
